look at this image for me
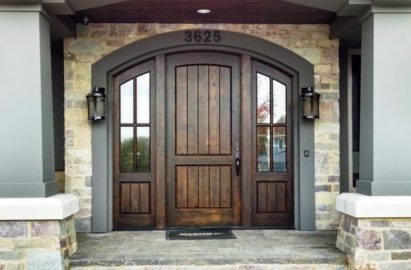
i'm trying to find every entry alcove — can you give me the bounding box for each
[91,30,315,232]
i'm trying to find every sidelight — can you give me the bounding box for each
[118,72,151,173]
[256,73,287,172]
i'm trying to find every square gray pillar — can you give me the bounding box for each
[357,9,411,195]
[0,8,58,197]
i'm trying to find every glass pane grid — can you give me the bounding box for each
[119,72,151,173]
[256,73,287,173]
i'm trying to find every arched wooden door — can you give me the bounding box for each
[112,51,294,229]
[166,52,241,227]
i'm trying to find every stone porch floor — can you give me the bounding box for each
[69,230,347,269]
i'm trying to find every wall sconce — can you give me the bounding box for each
[300,86,320,120]
[87,87,106,121]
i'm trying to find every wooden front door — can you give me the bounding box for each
[166,52,241,227]
[112,50,294,230]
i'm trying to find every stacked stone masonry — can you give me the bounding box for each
[337,212,411,269]
[64,23,340,231]
[0,216,77,270]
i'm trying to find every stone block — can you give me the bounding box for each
[356,228,381,250]
[0,239,14,249]
[0,250,24,261]
[0,222,27,238]
[70,39,104,54]
[22,237,60,250]
[391,251,411,260]
[378,262,411,270]
[26,249,63,270]
[366,252,390,261]
[31,221,60,237]
[75,217,91,233]
[383,230,411,250]
[370,220,390,228]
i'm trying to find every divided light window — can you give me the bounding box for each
[256,73,287,172]
[119,72,151,173]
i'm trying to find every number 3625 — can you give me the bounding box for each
[184,30,221,43]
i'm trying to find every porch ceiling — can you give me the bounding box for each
[67,0,336,24]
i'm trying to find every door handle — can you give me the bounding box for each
[235,158,241,177]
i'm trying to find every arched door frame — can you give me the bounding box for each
[91,30,315,232]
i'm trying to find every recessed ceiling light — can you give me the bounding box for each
[197,9,211,14]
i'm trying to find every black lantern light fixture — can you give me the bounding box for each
[87,87,106,121]
[300,86,320,120]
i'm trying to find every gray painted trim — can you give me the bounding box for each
[91,30,315,232]
[0,182,58,198]
[357,180,411,196]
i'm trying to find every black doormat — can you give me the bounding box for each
[166,229,236,240]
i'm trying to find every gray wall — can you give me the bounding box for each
[0,10,57,197]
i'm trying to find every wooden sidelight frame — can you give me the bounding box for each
[91,30,315,232]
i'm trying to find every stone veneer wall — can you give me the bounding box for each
[0,216,77,270]
[64,23,340,231]
[337,212,411,269]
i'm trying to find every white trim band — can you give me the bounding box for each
[0,194,79,220]
[337,193,411,218]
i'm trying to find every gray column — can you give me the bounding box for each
[357,7,411,195]
[0,6,58,197]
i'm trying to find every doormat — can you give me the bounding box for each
[166,229,236,240]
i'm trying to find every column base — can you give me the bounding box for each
[336,193,411,269]
[0,181,58,198]
[357,179,411,196]
[0,194,79,270]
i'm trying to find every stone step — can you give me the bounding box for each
[69,230,348,269]
[70,264,347,270]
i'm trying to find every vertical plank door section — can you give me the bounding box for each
[113,59,156,229]
[251,60,294,228]
[166,52,241,227]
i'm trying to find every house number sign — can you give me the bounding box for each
[184,30,222,43]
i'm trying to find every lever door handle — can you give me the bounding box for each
[235,158,241,177]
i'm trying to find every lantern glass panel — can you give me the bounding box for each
[95,96,106,119]
[312,94,320,118]
[87,95,95,120]
[302,97,312,118]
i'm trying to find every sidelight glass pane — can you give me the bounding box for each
[273,127,286,172]
[120,79,134,124]
[273,80,286,124]
[136,73,150,124]
[257,73,270,124]
[120,127,134,173]
[257,126,271,172]
[136,127,150,172]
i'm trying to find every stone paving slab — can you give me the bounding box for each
[69,230,347,268]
